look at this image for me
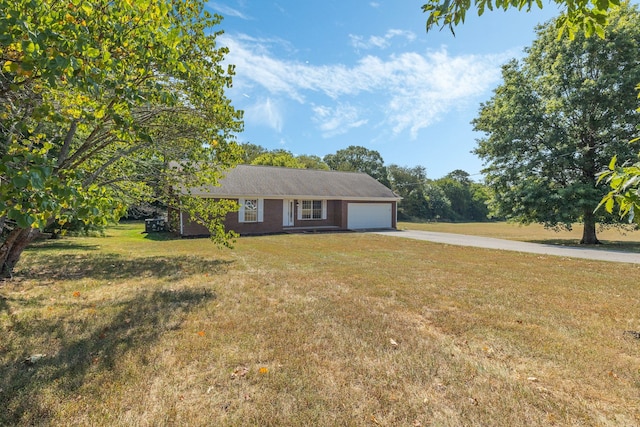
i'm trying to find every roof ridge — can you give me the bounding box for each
[236,164,369,176]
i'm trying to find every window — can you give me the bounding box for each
[299,200,326,220]
[239,198,263,223]
[243,199,258,222]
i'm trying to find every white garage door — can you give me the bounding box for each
[347,203,392,230]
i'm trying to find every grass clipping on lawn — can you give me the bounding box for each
[1,223,639,426]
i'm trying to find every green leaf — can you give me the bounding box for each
[6,61,19,73]
[22,40,36,54]
[86,47,100,58]
[594,24,605,39]
[12,175,28,188]
[605,196,615,213]
[81,3,93,14]
[29,170,44,189]
[7,209,32,228]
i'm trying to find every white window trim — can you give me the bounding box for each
[297,199,327,220]
[238,198,264,223]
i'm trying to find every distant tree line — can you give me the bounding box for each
[240,143,492,222]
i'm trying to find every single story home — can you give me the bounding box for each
[171,164,401,236]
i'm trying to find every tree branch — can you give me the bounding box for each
[56,119,78,167]
[82,142,148,187]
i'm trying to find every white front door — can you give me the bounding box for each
[283,199,295,226]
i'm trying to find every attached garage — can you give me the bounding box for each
[347,203,393,230]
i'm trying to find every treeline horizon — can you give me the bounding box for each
[240,143,492,223]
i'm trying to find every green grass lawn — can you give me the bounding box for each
[1,222,640,426]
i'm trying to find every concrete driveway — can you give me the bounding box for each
[374,229,640,264]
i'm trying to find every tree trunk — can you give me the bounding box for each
[580,210,600,245]
[0,227,37,279]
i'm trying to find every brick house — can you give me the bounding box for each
[171,164,401,236]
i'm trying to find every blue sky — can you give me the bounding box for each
[208,1,561,179]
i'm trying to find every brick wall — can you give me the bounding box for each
[175,198,396,237]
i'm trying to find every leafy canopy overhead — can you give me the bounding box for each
[422,0,621,38]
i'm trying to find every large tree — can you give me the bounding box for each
[324,145,390,186]
[421,0,640,227]
[473,5,640,243]
[0,0,243,278]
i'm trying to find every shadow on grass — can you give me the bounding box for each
[27,240,101,252]
[142,231,181,241]
[17,252,233,282]
[527,239,640,253]
[0,286,216,426]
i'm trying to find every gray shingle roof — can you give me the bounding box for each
[190,165,400,200]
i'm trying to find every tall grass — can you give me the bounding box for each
[1,223,639,426]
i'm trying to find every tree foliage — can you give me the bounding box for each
[239,143,268,164]
[0,0,243,277]
[296,154,330,170]
[433,170,489,221]
[387,165,490,222]
[422,0,640,230]
[387,165,430,219]
[324,145,390,186]
[473,5,640,243]
[250,150,306,168]
[423,182,454,220]
[422,0,620,39]
[597,153,640,222]
[238,144,329,170]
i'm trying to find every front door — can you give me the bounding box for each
[283,199,295,227]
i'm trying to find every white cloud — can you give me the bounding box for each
[349,29,416,50]
[244,97,284,132]
[312,103,368,137]
[222,36,306,101]
[222,34,507,139]
[208,2,250,19]
[378,50,503,138]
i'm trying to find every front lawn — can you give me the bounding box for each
[1,223,639,426]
